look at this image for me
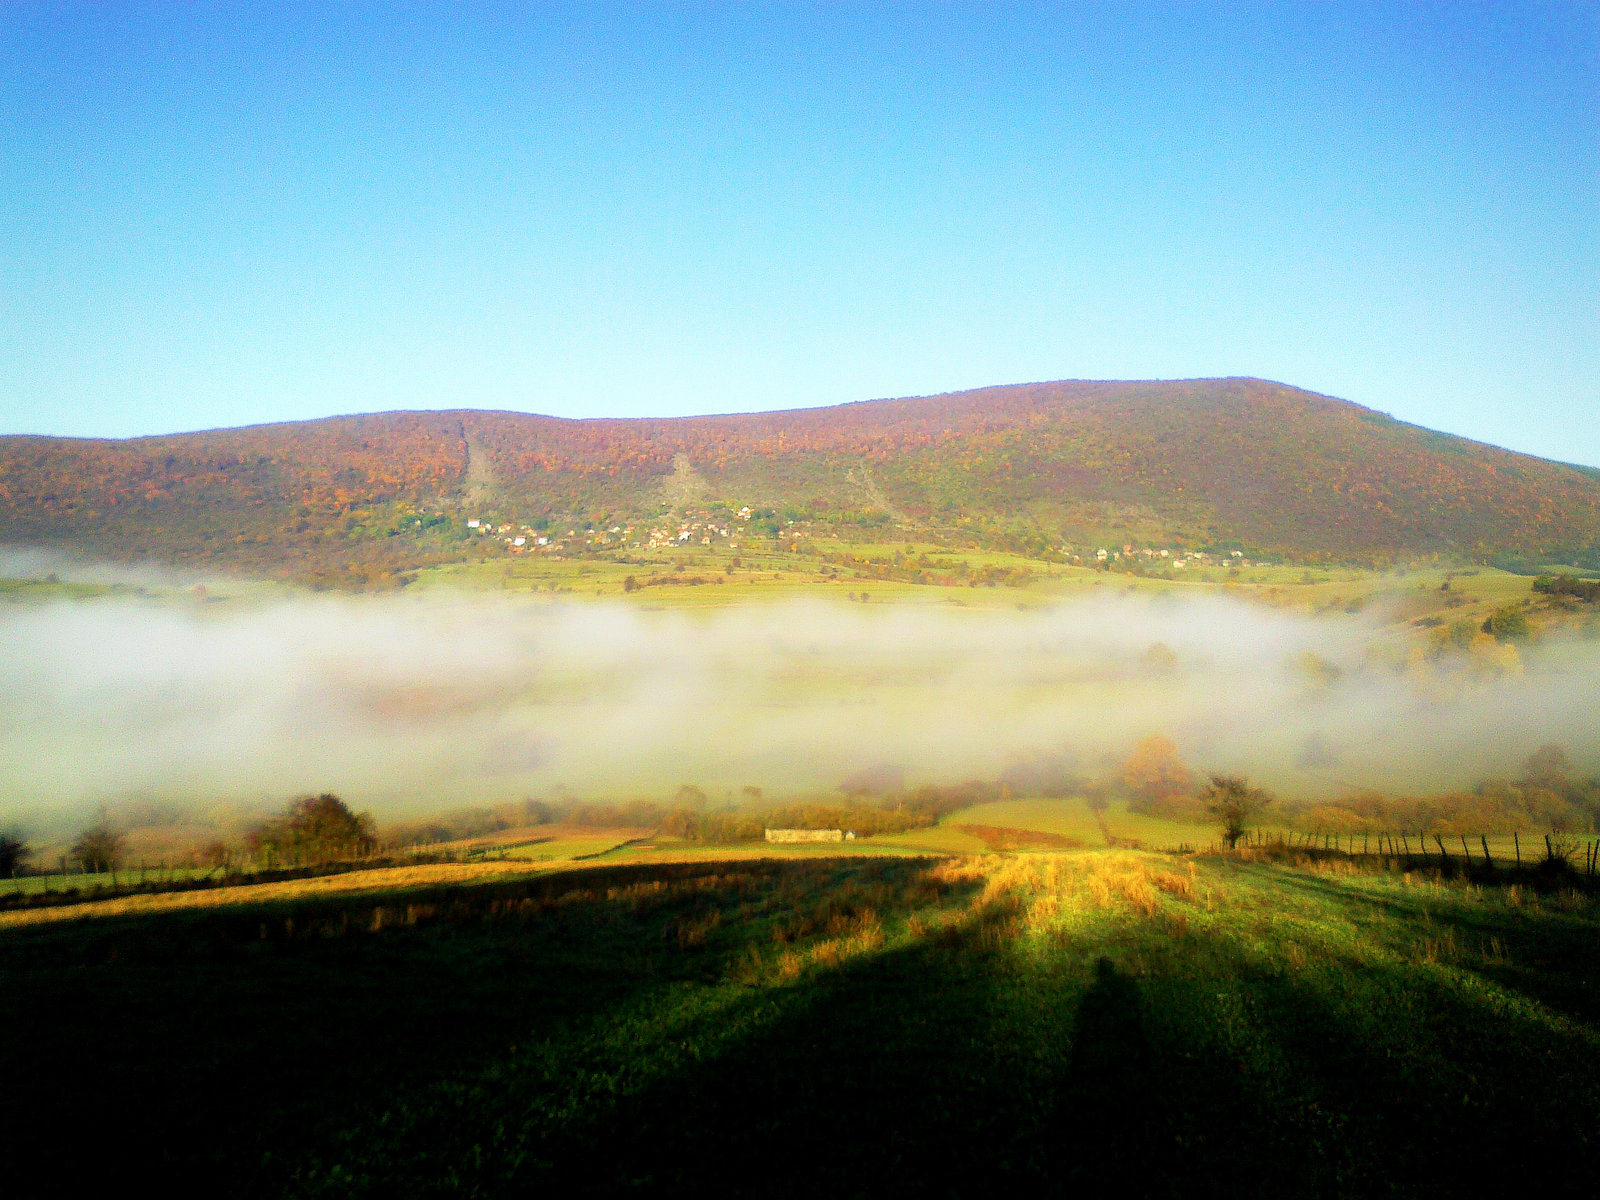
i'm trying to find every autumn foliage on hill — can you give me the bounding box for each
[4,378,1600,577]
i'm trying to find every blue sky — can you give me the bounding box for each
[2,3,1596,464]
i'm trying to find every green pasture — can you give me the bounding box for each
[4,849,1597,1196]
[596,835,939,863]
[0,577,128,602]
[1,864,220,896]
[489,833,644,863]
[933,796,1594,866]
[944,795,1217,849]
[6,546,1558,641]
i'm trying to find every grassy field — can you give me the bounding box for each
[4,846,1597,1197]
[0,543,1579,640]
[396,545,1592,648]
[943,795,1211,848]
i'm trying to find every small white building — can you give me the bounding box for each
[764,828,845,844]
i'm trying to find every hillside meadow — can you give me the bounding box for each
[3,846,1598,1197]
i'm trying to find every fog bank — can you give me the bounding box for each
[2,588,1596,826]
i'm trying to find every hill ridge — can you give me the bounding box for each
[3,378,1598,580]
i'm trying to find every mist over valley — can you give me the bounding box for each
[3,571,1593,841]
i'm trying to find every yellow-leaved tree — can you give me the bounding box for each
[1123,735,1194,814]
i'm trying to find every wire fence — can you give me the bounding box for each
[6,829,1597,909]
[1236,828,1600,878]
[0,843,526,909]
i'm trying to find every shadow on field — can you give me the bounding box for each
[1063,955,1147,1119]
[5,855,1600,1198]
[0,858,987,1197]
[1248,862,1600,1028]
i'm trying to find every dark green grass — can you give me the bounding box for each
[3,854,1598,1198]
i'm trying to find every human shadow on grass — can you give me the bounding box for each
[250,871,1600,1199]
[1049,951,1359,1200]
[447,921,1302,1197]
[15,857,1597,1199]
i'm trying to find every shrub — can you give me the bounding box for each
[1482,604,1530,640]
[1533,574,1600,602]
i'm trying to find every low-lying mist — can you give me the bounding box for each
[2,583,1596,833]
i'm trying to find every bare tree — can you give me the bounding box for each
[71,823,125,873]
[1202,774,1273,850]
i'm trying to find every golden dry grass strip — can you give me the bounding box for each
[0,860,555,929]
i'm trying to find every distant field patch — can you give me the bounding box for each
[955,824,1084,851]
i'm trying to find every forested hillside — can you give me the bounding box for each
[3,378,1598,581]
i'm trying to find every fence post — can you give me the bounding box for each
[1545,833,1555,864]
[1513,831,1520,867]
[1460,835,1471,863]
[1482,836,1492,869]
[1435,835,1449,862]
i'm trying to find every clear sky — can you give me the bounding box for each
[2,3,1596,464]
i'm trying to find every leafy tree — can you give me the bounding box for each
[0,832,32,876]
[1522,744,1572,794]
[248,794,375,865]
[1202,774,1273,850]
[1123,736,1193,808]
[674,784,709,810]
[71,823,125,873]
